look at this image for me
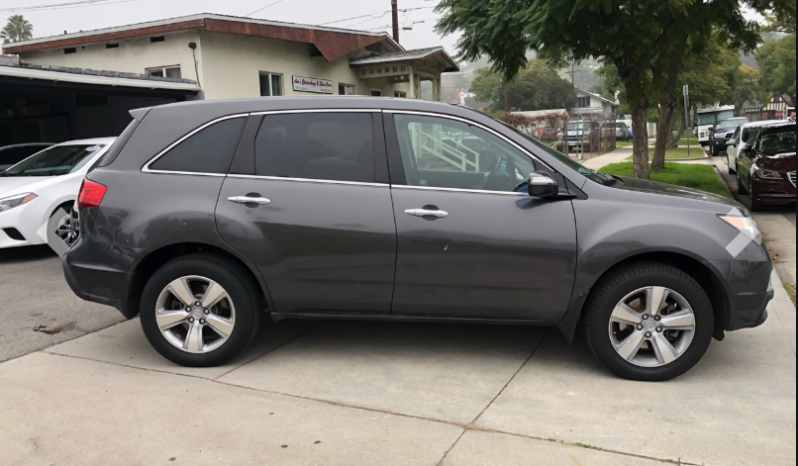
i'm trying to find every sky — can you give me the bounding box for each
[0,0,460,56]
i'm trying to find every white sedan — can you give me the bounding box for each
[726,120,774,175]
[0,138,115,250]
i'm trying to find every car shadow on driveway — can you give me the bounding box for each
[0,245,56,264]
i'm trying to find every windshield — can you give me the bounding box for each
[567,123,585,130]
[716,119,746,132]
[759,127,797,152]
[2,144,105,177]
[495,119,606,185]
[697,110,735,126]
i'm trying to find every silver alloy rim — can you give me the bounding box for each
[608,286,696,368]
[155,276,236,354]
[55,209,79,247]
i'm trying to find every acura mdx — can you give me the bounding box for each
[63,97,774,381]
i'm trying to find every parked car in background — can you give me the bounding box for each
[614,122,631,141]
[0,138,115,250]
[539,127,560,142]
[709,117,749,157]
[0,143,55,171]
[627,122,633,140]
[726,121,772,175]
[558,120,600,152]
[696,105,736,147]
[737,121,796,211]
[64,98,773,382]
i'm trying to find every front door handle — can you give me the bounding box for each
[228,196,271,206]
[405,208,449,218]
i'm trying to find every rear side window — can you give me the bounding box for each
[149,117,246,174]
[255,113,375,183]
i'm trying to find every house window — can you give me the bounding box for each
[339,84,355,95]
[394,91,407,98]
[370,89,383,97]
[576,96,591,108]
[147,66,181,79]
[260,72,284,97]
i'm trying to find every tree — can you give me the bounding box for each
[734,65,763,114]
[436,0,790,179]
[469,59,576,113]
[756,35,796,107]
[1,15,33,44]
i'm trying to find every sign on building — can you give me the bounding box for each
[292,76,333,94]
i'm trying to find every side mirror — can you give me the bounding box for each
[528,172,559,198]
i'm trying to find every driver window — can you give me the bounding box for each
[393,114,536,193]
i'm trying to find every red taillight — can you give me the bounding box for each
[78,179,107,208]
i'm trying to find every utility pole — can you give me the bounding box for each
[683,85,691,158]
[391,0,400,44]
[565,63,580,87]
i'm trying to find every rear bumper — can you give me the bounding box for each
[62,237,132,317]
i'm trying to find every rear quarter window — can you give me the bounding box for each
[148,117,247,174]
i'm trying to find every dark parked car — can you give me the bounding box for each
[737,121,796,211]
[64,98,774,382]
[709,117,749,157]
[0,143,54,171]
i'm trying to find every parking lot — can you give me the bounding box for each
[1,243,795,465]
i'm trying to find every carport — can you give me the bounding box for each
[0,57,200,146]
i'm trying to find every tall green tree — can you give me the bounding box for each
[756,35,796,107]
[436,0,791,179]
[734,65,763,114]
[469,59,576,113]
[1,15,33,44]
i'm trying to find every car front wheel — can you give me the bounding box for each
[584,262,714,382]
[140,254,261,367]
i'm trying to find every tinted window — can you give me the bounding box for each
[759,126,797,152]
[255,113,375,183]
[393,114,536,193]
[0,146,49,165]
[150,118,246,174]
[99,119,139,167]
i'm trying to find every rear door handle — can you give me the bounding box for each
[228,196,271,206]
[405,208,449,218]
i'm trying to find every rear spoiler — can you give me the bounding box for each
[129,107,151,122]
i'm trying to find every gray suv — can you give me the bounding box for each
[64,97,774,381]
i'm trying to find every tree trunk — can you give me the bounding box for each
[671,111,685,149]
[652,99,675,170]
[631,105,650,180]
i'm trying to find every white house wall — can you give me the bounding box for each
[19,31,205,85]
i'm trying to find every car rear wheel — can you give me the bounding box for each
[584,262,714,382]
[140,254,261,367]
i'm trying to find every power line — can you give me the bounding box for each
[246,0,287,18]
[320,7,434,26]
[0,0,126,12]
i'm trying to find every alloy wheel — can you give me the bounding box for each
[55,209,80,247]
[155,276,236,354]
[608,286,696,368]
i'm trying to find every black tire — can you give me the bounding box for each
[140,254,262,367]
[583,262,714,382]
[737,169,748,195]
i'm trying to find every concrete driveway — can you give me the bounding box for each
[1,268,794,466]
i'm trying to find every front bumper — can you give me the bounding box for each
[752,176,797,206]
[0,197,50,249]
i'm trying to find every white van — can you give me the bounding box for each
[696,105,735,146]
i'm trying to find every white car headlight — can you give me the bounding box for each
[0,193,38,213]
[754,165,782,180]
[719,214,761,240]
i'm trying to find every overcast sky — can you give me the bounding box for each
[0,0,460,55]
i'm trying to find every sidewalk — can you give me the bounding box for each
[1,274,795,466]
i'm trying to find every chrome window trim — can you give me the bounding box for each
[392,185,528,196]
[227,174,389,188]
[142,113,250,175]
[383,109,554,171]
[251,109,382,116]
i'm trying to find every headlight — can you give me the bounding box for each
[715,133,726,139]
[754,165,782,180]
[719,214,761,240]
[0,193,37,213]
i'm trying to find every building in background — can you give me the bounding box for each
[1,14,458,145]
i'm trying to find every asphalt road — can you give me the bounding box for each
[0,246,125,362]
